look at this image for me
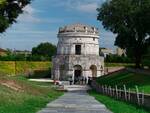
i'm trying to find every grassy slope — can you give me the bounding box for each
[105,63,134,67]
[96,70,150,93]
[0,61,51,75]
[89,90,150,113]
[0,75,63,113]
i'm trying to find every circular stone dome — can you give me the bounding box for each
[58,23,99,35]
[56,23,100,55]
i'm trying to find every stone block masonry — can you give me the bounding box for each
[52,23,104,84]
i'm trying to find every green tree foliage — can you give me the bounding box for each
[105,54,132,63]
[32,42,57,59]
[0,0,31,33]
[0,0,6,4]
[97,0,150,68]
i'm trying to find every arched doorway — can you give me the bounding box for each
[90,65,97,77]
[74,65,82,84]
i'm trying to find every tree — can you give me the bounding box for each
[32,42,57,59]
[97,0,150,68]
[142,46,150,68]
[0,0,31,33]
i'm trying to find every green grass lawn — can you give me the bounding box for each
[96,70,150,93]
[89,90,150,113]
[105,63,134,67]
[0,75,63,113]
[0,61,51,76]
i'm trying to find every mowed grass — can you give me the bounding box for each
[0,61,51,75]
[0,75,63,113]
[105,63,134,67]
[89,90,150,113]
[96,70,150,93]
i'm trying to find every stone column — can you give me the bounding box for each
[54,68,60,80]
[72,69,74,84]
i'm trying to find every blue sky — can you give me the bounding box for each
[0,0,116,51]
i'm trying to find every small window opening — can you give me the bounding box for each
[75,45,81,55]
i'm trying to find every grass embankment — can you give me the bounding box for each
[96,70,150,94]
[89,90,150,113]
[105,63,134,67]
[0,61,51,76]
[0,75,63,113]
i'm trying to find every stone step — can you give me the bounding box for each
[61,81,70,85]
[38,108,111,113]
[47,103,106,108]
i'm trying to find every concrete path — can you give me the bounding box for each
[37,85,112,113]
[29,79,53,83]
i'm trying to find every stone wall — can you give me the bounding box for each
[57,36,99,55]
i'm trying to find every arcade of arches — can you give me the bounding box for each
[73,65,98,84]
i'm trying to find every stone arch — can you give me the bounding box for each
[73,65,82,84]
[90,65,97,77]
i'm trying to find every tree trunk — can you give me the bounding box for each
[135,52,142,68]
[135,58,141,68]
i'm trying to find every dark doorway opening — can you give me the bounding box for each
[74,70,82,84]
[75,45,81,55]
[75,70,81,77]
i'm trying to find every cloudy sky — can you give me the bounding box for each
[0,0,116,51]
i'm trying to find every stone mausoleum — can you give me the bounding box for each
[52,23,104,84]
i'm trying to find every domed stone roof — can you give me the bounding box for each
[58,23,99,34]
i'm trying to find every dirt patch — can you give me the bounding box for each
[0,80,23,92]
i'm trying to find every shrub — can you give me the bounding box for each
[105,54,133,63]
[27,69,51,78]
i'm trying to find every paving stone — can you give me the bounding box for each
[37,85,112,113]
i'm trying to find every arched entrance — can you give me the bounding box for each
[74,65,82,84]
[90,65,97,77]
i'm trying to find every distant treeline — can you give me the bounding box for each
[105,54,150,68]
[0,54,52,61]
[0,42,56,61]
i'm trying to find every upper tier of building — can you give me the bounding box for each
[56,23,100,55]
[58,23,99,37]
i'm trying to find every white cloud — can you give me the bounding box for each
[74,3,98,14]
[18,5,63,24]
[99,30,117,50]
[8,30,56,34]
[18,14,63,24]
[23,5,42,14]
[23,5,35,14]
[17,5,40,23]
[18,14,40,23]
[50,0,103,14]
[78,3,98,13]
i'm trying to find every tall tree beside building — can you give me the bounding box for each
[97,0,150,68]
[0,0,31,33]
[142,46,150,68]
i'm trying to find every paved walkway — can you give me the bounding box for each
[37,85,112,113]
[29,79,53,83]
